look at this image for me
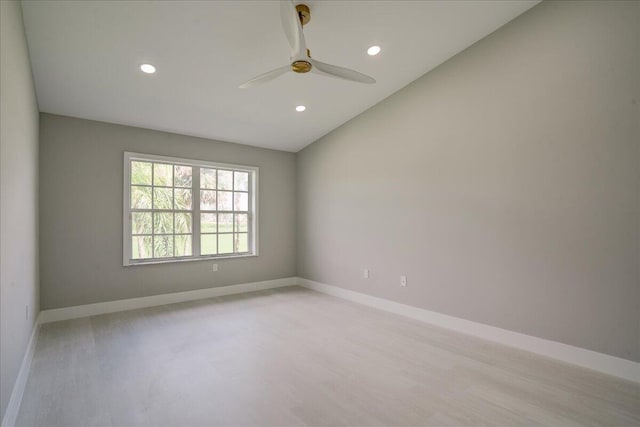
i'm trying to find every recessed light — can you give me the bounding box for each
[367,45,381,56]
[140,64,156,74]
[296,105,306,112]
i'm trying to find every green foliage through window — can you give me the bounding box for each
[127,154,255,263]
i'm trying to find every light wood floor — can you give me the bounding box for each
[16,286,640,426]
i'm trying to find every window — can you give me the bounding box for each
[123,152,258,265]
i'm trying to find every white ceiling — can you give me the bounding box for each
[21,0,539,152]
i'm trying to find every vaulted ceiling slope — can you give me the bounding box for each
[21,1,539,152]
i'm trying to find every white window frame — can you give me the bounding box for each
[123,151,259,266]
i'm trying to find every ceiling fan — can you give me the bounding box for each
[239,1,376,89]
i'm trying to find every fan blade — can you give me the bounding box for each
[309,59,375,84]
[280,0,307,59]
[239,65,290,89]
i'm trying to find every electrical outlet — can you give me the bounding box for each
[400,275,407,287]
[212,264,218,272]
[363,269,369,279]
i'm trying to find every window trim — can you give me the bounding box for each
[123,151,259,266]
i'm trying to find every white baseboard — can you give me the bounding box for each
[297,278,640,383]
[39,277,297,324]
[1,314,41,427]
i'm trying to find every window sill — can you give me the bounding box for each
[124,253,257,267]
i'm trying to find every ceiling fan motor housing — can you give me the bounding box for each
[291,60,312,73]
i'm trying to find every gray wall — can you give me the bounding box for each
[0,0,40,420]
[297,0,640,362]
[39,114,296,309]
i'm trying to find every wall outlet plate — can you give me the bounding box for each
[363,269,369,279]
[400,275,407,287]
[212,264,218,272]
